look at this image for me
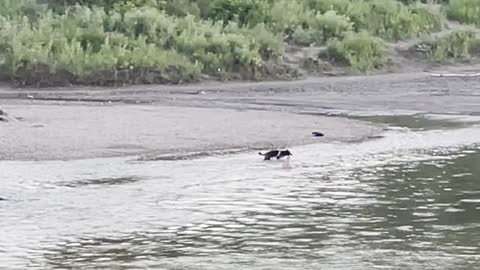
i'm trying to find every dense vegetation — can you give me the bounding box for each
[446,0,480,26]
[413,27,479,63]
[0,0,477,86]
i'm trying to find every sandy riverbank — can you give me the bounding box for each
[2,66,480,161]
[0,102,380,161]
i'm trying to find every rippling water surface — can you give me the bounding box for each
[1,119,480,270]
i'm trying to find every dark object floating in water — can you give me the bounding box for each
[259,149,292,160]
[312,131,324,137]
[0,197,6,201]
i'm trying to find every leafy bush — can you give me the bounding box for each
[420,28,478,62]
[0,0,465,86]
[292,27,320,46]
[0,0,48,18]
[348,0,429,39]
[0,7,201,85]
[409,3,443,33]
[290,10,353,46]
[325,31,387,71]
[268,0,309,34]
[306,0,352,15]
[163,0,202,17]
[0,3,285,86]
[308,0,443,40]
[308,11,353,43]
[117,7,282,73]
[446,0,480,26]
[207,0,270,27]
[39,0,159,12]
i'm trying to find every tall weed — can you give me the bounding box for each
[421,28,478,62]
[446,0,480,26]
[325,31,387,71]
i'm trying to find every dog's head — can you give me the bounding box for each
[283,150,292,156]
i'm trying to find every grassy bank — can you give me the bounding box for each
[0,0,477,87]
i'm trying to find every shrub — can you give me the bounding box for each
[308,0,443,40]
[325,31,387,71]
[306,0,351,15]
[268,0,309,34]
[0,0,48,18]
[0,0,463,86]
[292,26,320,46]
[0,8,201,86]
[446,0,480,26]
[163,0,202,17]
[117,7,283,73]
[0,4,285,86]
[350,0,420,39]
[409,3,443,33]
[420,28,478,62]
[308,10,353,43]
[207,0,270,27]
[39,0,159,12]
[290,10,353,46]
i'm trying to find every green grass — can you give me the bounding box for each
[446,0,480,26]
[0,2,283,85]
[0,0,472,86]
[324,31,388,71]
[417,28,479,63]
[0,7,201,85]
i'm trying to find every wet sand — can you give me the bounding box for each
[0,102,380,161]
[1,67,479,161]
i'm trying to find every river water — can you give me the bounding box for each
[1,115,480,270]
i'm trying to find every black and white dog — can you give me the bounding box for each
[258,149,292,161]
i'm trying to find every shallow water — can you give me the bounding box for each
[1,117,480,270]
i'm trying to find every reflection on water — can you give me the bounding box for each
[1,127,479,270]
[43,148,480,270]
[347,114,477,131]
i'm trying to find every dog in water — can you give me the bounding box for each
[258,149,292,161]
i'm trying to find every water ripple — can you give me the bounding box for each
[0,128,479,269]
